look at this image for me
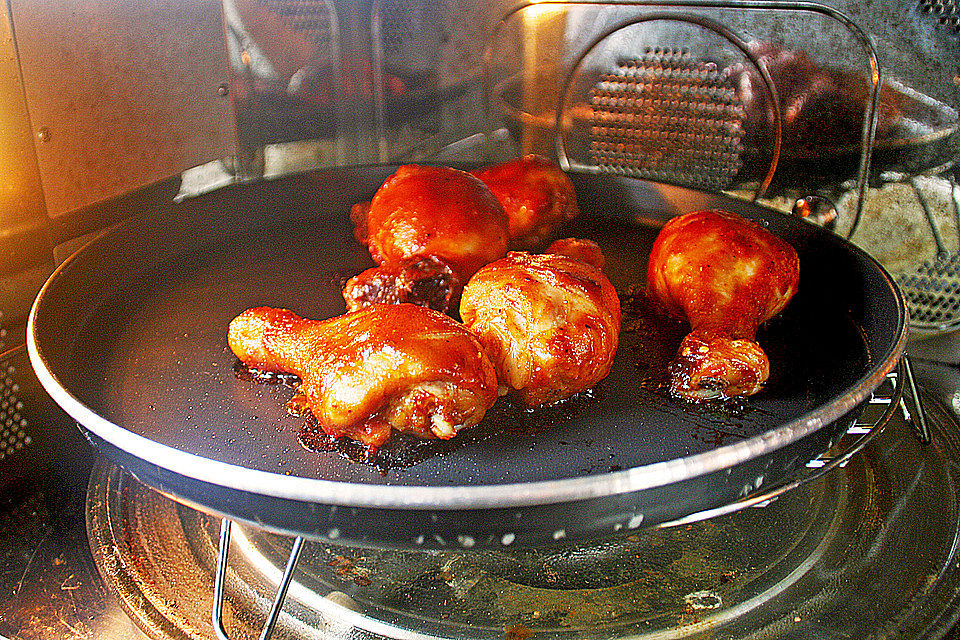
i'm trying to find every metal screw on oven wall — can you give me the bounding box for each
[36,127,51,143]
[217,82,230,97]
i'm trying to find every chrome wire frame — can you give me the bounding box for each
[214,519,305,640]
[484,0,880,233]
[656,363,912,529]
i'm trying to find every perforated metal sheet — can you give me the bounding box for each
[0,320,30,465]
[919,0,960,35]
[0,361,30,464]
[588,49,745,191]
[898,254,960,333]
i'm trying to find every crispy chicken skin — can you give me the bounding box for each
[460,250,621,406]
[228,304,499,449]
[647,209,800,401]
[355,164,509,280]
[471,155,580,248]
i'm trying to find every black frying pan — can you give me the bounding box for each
[27,166,906,549]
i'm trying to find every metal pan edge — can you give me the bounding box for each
[26,169,908,516]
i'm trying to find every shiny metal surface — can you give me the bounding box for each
[2,0,960,636]
[0,1,49,278]
[8,0,236,218]
[0,0,954,228]
[0,193,955,639]
[892,176,960,336]
[580,38,750,191]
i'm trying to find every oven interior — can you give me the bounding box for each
[5,0,960,638]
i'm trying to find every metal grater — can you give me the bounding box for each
[897,257,960,333]
[918,0,960,33]
[587,49,746,192]
[257,0,334,40]
[375,0,446,77]
[895,177,960,334]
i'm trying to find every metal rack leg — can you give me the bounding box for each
[213,519,306,640]
[901,355,932,445]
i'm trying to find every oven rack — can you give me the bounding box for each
[210,364,911,640]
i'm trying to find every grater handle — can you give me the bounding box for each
[910,177,950,260]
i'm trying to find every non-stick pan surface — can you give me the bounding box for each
[28,166,906,548]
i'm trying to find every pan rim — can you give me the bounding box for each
[26,181,909,511]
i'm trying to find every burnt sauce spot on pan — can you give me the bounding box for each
[295,392,600,474]
[620,281,869,446]
[621,289,757,445]
[235,359,600,473]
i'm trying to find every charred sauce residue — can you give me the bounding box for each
[296,392,600,474]
[621,286,684,393]
[234,359,598,474]
[621,288,758,444]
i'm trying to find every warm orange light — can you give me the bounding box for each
[521,3,567,155]
[523,2,566,22]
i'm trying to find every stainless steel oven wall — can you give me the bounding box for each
[3,0,958,228]
[0,0,239,335]
[7,0,236,222]
[2,0,959,213]
[0,0,50,322]
[0,0,239,517]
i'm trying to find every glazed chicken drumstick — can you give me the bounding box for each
[343,165,509,313]
[460,242,621,406]
[647,209,800,401]
[228,304,499,451]
[471,154,580,248]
